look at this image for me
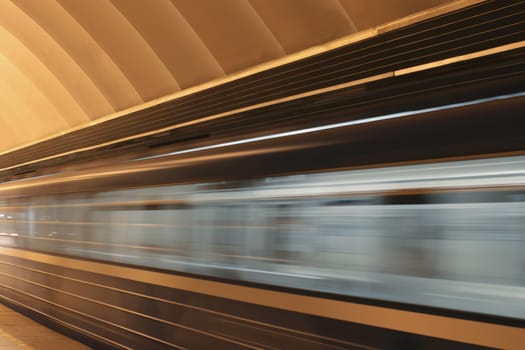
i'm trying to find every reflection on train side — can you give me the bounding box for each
[1,157,525,319]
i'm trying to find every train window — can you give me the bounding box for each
[382,193,427,205]
[0,198,29,248]
[30,197,56,238]
[210,205,245,259]
[322,197,376,206]
[428,190,525,204]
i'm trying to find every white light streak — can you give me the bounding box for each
[138,92,525,161]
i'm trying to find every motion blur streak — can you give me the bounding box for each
[1,96,525,348]
[1,156,525,320]
[138,92,525,160]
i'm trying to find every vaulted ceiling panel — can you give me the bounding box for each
[0,94,33,149]
[0,26,90,125]
[0,0,114,120]
[0,53,70,146]
[12,0,143,113]
[111,0,225,89]
[339,0,451,30]
[171,0,286,73]
[0,118,19,150]
[58,0,180,101]
[249,0,357,54]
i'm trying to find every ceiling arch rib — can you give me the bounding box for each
[0,0,114,121]
[111,0,225,90]
[12,0,143,113]
[171,0,286,74]
[0,54,71,145]
[249,0,357,54]
[338,0,451,30]
[0,25,90,126]
[58,0,180,102]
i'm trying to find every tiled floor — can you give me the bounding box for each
[0,304,91,350]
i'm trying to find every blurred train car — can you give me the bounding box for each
[0,96,524,349]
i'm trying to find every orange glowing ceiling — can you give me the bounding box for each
[0,0,453,152]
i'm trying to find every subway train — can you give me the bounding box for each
[0,95,524,349]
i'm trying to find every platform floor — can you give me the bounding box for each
[0,304,91,350]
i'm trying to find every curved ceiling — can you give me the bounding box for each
[0,0,451,152]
